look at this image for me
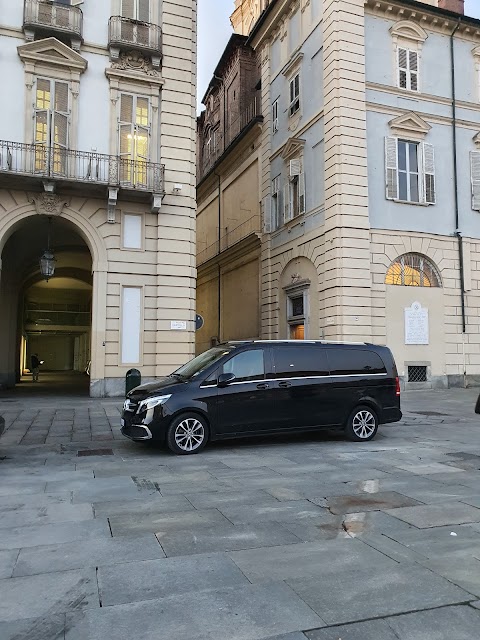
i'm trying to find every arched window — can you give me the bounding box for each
[385,253,441,287]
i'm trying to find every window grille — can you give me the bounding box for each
[385,253,441,287]
[408,365,427,383]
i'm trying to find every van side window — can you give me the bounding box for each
[327,349,387,375]
[223,349,265,383]
[273,346,329,378]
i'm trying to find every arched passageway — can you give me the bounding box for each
[0,215,92,395]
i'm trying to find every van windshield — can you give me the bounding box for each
[171,346,234,380]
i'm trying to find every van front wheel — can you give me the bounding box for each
[345,406,378,442]
[166,413,209,455]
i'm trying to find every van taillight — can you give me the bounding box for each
[395,376,401,396]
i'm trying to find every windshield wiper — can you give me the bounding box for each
[169,373,187,380]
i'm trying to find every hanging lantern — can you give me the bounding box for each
[39,249,56,281]
[39,217,56,282]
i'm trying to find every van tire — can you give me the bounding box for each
[166,413,209,455]
[345,406,378,442]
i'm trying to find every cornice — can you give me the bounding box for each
[366,81,480,114]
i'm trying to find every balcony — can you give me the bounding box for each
[109,16,162,67]
[198,97,263,183]
[0,140,165,195]
[24,0,83,50]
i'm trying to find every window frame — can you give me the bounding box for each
[286,288,309,340]
[221,348,266,383]
[397,47,419,92]
[289,73,300,117]
[272,98,279,134]
[271,175,281,230]
[397,139,420,203]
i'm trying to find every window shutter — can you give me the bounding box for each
[289,158,301,177]
[52,81,69,160]
[138,0,150,22]
[471,152,480,211]
[298,172,306,214]
[263,195,272,233]
[409,51,419,91]
[284,183,293,222]
[422,142,435,204]
[385,137,398,200]
[122,0,135,18]
[398,48,408,89]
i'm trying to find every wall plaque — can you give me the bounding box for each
[405,301,429,345]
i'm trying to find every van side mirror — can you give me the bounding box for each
[218,372,236,388]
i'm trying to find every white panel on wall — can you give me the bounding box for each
[121,287,142,364]
[123,214,142,249]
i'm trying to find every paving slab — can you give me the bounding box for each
[0,550,19,579]
[324,491,422,515]
[0,614,65,640]
[64,582,324,640]
[386,501,480,528]
[287,564,474,626]
[306,618,400,640]
[0,567,98,622]
[156,521,301,557]
[0,503,93,529]
[218,500,331,525]
[228,539,395,583]
[418,556,480,597]
[383,522,480,558]
[92,495,194,518]
[13,534,165,577]
[184,489,279,509]
[109,508,232,536]
[0,519,110,550]
[98,553,249,606]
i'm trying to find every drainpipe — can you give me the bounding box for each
[214,171,221,343]
[450,20,467,384]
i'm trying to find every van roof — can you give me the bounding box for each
[225,340,370,346]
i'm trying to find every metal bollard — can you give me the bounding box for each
[125,369,141,397]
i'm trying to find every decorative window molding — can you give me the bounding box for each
[390,21,428,45]
[385,137,436,205]
[281,49,303,77]
[121,212,144,250]
[473,46,480,102]
[388,112,431,141]
[281,136,305,161]
[17,37,87,150]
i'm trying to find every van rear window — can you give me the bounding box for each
[327,349,386,376]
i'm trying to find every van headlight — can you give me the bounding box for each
[137,395,171,413]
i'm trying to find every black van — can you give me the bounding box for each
[121,340,401,455]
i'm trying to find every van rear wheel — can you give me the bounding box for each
[166,413,209,455]
[345,406,378,442]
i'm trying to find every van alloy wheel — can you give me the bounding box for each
[174,418,205,452]
[352,410,376,439]
[345,405,378,442]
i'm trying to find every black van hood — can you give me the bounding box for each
[128,377,185,400]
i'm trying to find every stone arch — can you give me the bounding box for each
[278,254,319,340]
[385,253,442,288]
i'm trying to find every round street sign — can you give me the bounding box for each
[195,314,204,331]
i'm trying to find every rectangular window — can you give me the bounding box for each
[121,287,142,364]
[223,349,265,383]
[287,290,308,339]
[287,159,306,219]
[273,346,328,378]
[119,93,150,188]
[398,48,419,92]
[326,349,387,376]
[408,365,427,383]
[272,99,279,133]
[122,214,143,249]
[34,77,69,175]
[122,0,150,21]
[398,140,420,203]
[289,74,300,116]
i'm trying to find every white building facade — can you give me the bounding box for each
[231,0,480,389]
[0,0,197,396]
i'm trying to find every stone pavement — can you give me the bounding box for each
[1,389,480,639]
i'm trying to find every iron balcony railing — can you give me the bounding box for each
[24,0,83,38]
[197,215,261,266]
[109,16,162,55]
[198,96,262,182]
[0,141,165,193]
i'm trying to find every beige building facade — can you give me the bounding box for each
[216,0,480,389]
[0,0,197,396]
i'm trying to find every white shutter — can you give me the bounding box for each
[398,48,408,89]
[289,158,301,177]
[298,172,306,214]
[422,142,435,205]
[471,152,480,211]
[122,0,135,18]
[284,183,293,222]
[409,50,419,92]
[385,137,399,200]
[138,0,150,21]
[263,195,272,233]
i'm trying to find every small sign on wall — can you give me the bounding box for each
[405,302,429,345]
[171,321,187,331]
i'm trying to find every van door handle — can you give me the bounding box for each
[256,383,269,389]
[278,381,292,388]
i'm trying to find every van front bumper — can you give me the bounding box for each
[121,423,153,440]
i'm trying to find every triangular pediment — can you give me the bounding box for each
[389,112,431,138]
[281,137,306,160]
[473,132,480,148]
[18,38,87,72]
